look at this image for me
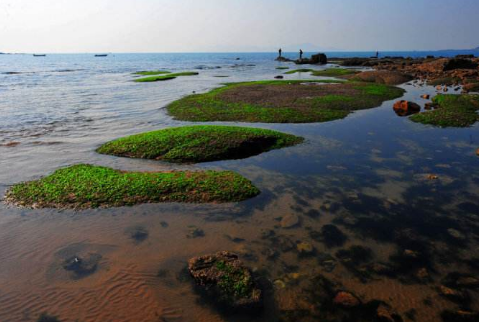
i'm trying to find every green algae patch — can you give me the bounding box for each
[5,164,260,209]
[134,72,199,82]
[134,70,171,76]
[311,68,359,77]
[97,125,304,163]
[167,80,404,123]
[284,69,314,74]
[410,94,479,127]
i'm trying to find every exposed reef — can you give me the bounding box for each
[5,164,260,209]
[97,125,304,163]
[167,80,404,123]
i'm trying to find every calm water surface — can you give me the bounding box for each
[0,53,478,322]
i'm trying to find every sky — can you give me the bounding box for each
[0,0,478,53]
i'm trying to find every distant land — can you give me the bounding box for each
[0,46,478,55]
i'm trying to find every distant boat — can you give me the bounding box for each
[95,54,108,57]
[33,54,46,57]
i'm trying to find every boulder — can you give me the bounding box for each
[443,58,478,71]
[188,251,262,311]
[274,75,284,79]
[311,53,328,64]
[393,100,421,117]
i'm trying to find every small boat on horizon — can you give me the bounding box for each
[95,54,108,57]
[33,54,46,57]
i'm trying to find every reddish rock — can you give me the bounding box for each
[476,148,479,156]
[421,94,430,99]
[333,291,360,308]
[436,85,442,91]
[393,100,421,116]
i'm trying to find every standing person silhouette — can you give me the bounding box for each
[279,48,282,58]
[299,49,303,60]
[376,51,379,59]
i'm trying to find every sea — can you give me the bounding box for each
[0,51,478,322]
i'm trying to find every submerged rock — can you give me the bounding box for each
[280,214,300,228]
[63,253,101,278]
[333,291,361,308]
[188,251,262,311]
[441,309,479,322]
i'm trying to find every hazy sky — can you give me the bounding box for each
[1,0,478,53]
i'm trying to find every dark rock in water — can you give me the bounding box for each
[187,226,205,238]
[320,224,347,248]
[63,253,101,278]
[274,75,284,79]
[336,245,373,265]
[188,251,262,312]
[126,226,149,242]
[440,309,479,322]
[296,53,328,65]
[393,100,421,116]
[280,214,300,228]
[37,313,61,322]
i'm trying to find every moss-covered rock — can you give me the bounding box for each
[311,68,359,77]
[188,251,262,311]
[410,94,479,127]
[97,125,303,163]
[166,80,404,123]
[5,164,260,209]
[134,72,199,82]
[134,70,171,76]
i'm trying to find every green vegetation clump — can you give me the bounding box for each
[410,94,479,127]
[216,260,255,300]
[134,71,199,82]
[97,125,304,163]
[6,164,260,209]
[284,68,314,74]
[166,80,404,123]
[134,70,171,76]
[311,68,359,77]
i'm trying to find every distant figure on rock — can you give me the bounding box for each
[299,49,303,60]
[278,48,282,58]
[376,51,379,59]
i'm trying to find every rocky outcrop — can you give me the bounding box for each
[275,53,327,65]
[352,70,413,85]
[393,100,421,116]
[188,251,262,311]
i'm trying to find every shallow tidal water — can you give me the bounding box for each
[0,53,478,322]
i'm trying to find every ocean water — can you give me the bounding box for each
[0,52,478,322]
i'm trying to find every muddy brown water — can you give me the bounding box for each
[1,54,478,322]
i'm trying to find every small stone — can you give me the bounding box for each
[296,242,314,255]
[274,75,284,79]
[376,304,395,322]
[274,279,286,289]
[421,94,430,99]
[333,291,360,308]
[436,85,442,91]
[416,268,430,281]
[447,228,465,240]
[280,214,300,228]
[476,148,479,156]
[427,174,438,180]
[187,227,205,238]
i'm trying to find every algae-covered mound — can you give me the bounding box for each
[5,164,260,209]
[410,94,479,127]
[284,68,314,74]
[167,80,404,123]
[188,251,262,311]
[134,72,199,82]
[134,70,171,76]
[351,70,413,85]
[97,125,304,163]
[311,68,359,77]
